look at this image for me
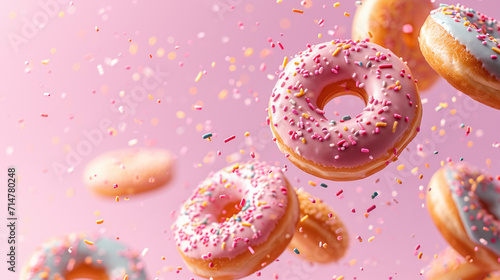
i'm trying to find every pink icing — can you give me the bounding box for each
[173,161,295,260]
[269,39,421,170]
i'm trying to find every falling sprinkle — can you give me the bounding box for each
[194,71,203,82]
[203,133,213,140]
[402,24,413,33]
[128,139,138,146]
[293,248,300,254]
[84,240,94,245]
[97,64,104,76]
[223,135,236,143]
[141,248,149,257]
[367,205,376,213]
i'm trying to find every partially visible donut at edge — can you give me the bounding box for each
[419,4,500,109]
[352,0,439,91]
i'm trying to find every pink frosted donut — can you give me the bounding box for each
[268,39,422,181]
[172,161,299,280]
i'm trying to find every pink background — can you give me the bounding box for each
[1,0,499,279]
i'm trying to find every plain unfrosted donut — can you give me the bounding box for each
[287,188,349,263]
[84,148,174,195]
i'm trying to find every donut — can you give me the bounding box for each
[424,247,489,280]
[287,188,349,263]
[426,162,500,272]
[84,148,174,195]
[21,233,146,280]
[268,39,422,181]
[419,4,500,109]
[352,0,439,91]
[172,161,299,280]
[486,272,500,279]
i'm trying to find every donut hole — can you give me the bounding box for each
[65,263,109,280]
[316,80,368,122]
[217,199,243,223]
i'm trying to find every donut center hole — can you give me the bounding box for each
[217,199,243,223]
[317,80,368,122]
[65,263,109,280]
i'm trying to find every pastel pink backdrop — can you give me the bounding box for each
[1,0,499,279]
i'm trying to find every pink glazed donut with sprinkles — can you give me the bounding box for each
[419,4,500,109]
[427,162,500,273]
[172,161,299,280]
[268,39,422,181]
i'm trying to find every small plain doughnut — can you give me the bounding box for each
[172,161,299,279]
[21,233,147,280]
[83,148,174,195]
[268,39,422,181]
[427,162,500,272]
[287,188,349,263]
[352,0,438,91]
[419,4,500,109]
[424,247,489,280]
